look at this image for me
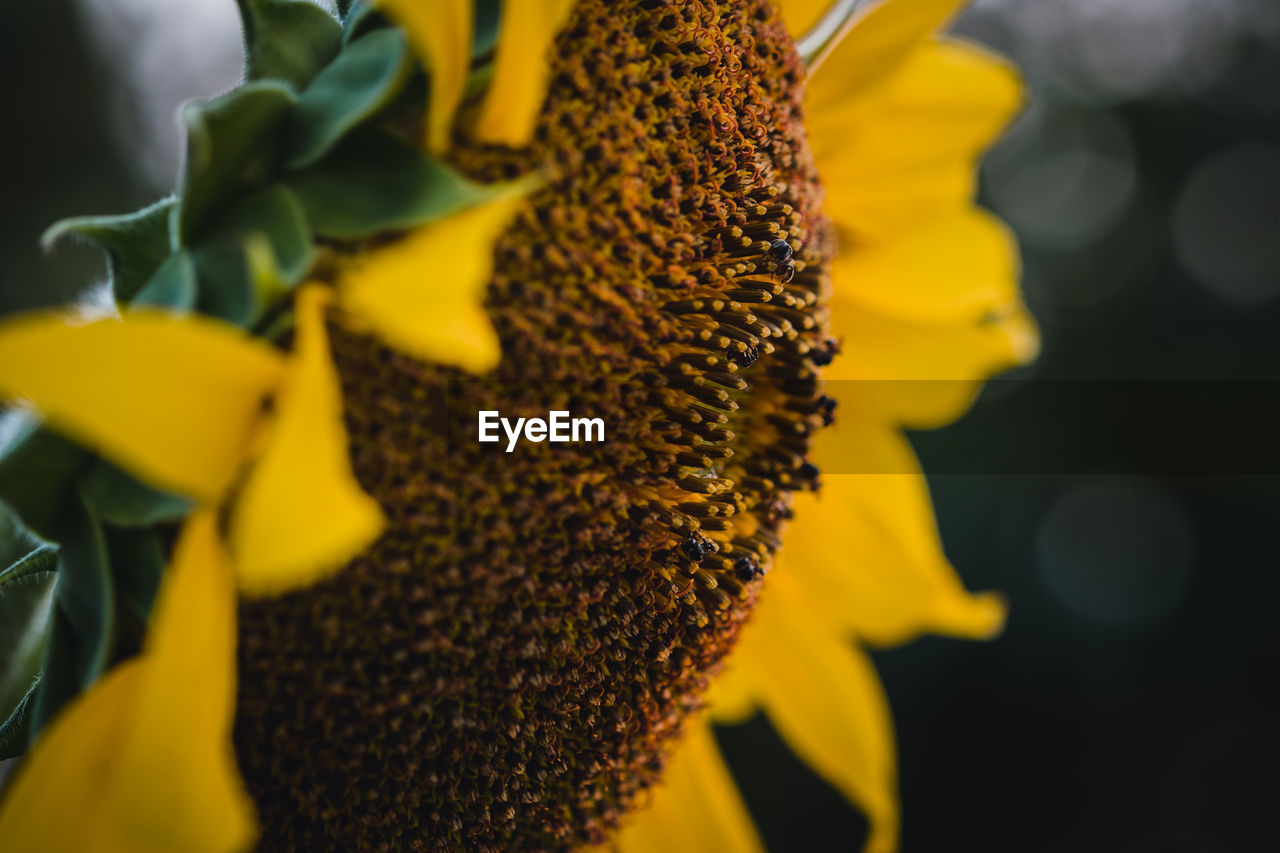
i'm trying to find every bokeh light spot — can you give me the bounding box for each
[1036,476,1194,629]
[985,105,1137,250]
[1173,142,1280,306]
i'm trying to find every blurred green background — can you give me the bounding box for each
[2,1,1278,850]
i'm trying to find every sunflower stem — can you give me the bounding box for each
[797,0,877,71]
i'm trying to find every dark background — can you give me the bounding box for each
[3,1,1278,851]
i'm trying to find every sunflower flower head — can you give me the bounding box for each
[238,2,835,847]
[0,1,1033,852]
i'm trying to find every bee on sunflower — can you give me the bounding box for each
[0,0,1035,851]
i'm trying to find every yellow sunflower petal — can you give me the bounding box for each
[466,0,577,147]
[614,716,763,853]
[807,0,967,95]
[738,572,899,853]
[832,209,1018,323]
[0,310,284,503]
[0,510,256,853]
[379,0,472,154]
[776,0,831,38]
[825,272,1038,428]
[230,286,384,596]
[810,40,1023,243]
[338,194,525,373]
[704,662,758,726]
[796,423,1008,645]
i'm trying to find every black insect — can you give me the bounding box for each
[734,555,764,583]
[730,344,759,368]
[680,533,717,562]
[765,238,796,284]
[765,238,793,264]
[809,337,840,366]
[817,394,837,426]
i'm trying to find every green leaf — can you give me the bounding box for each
[474,0,501,58]
[132,250,198,310]
[0,413,91,543]
[29,488,115,734]
[287,28,412,169]
[236,0,343,91]
[41,198,177,304]
[0,546,57,758]
[176,81,297,243]
[28,609,79,737]
[286,129,487,239]
[80,459,193,529]
[102,526,166,653]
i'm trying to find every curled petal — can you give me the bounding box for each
[824,298,1038,427]
[810,39,1023,242]
[379,0,471,154]
[797,423,1010,645]
[466,0,578,147]
[338,193,525,373]
[703,663,758,726]
[832,209,1019,324]
[824,203,1036,426]
[613,716,762,853]
[738,572,900,853]
[807,0,968,96]
[776,0,835,39]
[230,286,384,596]
[0,510,256,853]
[0,310,284,503]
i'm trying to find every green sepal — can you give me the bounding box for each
[243,234,296,326]
[40,198,177,304]
[29,488,115,734]
[236,0,343,91]
[0,414,92,543]
[0,545,57,759]
[342,2,386,43]
[0,543,58,589]
[132,250,198,310]
[0,498,45,568]
[287,28,413,169]
[80,459,193,529]
[187,184,310,325]
[287,129,486,239]
[176,81,297,243]
[0,677,39,759]
[210,185,314,284]
[192,242,259,327]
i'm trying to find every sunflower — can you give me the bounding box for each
[0,0,1033,851]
